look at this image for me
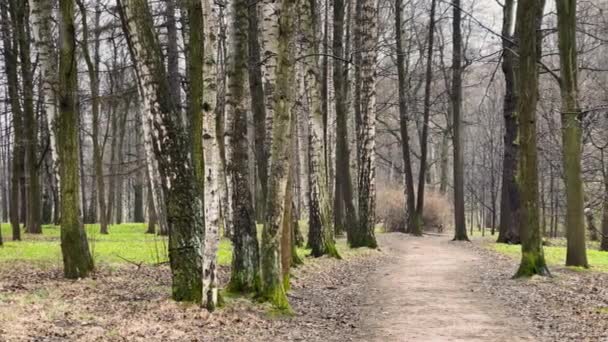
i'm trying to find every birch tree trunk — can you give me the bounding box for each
[118,0,204,303]
[260,0,296,310]
[556,0,588,268]
[351,0,378,248]
[225,0,261,294]
[30,0,60,218]
[514,0,550,278]
[301,0,340,258]
[200,0,222,311]
[261,0,280,161]
[57,0,94,279]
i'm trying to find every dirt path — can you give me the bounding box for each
[352,234,536,342]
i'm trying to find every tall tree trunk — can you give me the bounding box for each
[351,0,378,248]
[600,169,608,251]
[166,0,182,124]
[30,0,60,225]
[193,0,223,311]
[118,0,204,303]
[301,0,340,258]
[260,0,296,310]
[248,1,268,220]
[106,96,118,224]
[280,118,297,289]
[451,0,468,241]
[216,2,233,240]
[57,0,94,279]
[395,0,416,234]
[413,0,436,235]
[77,1,108,235]
[321,0,330,192]
[514,0,549,278]
[11,0,41,234]
[556,0,587,268]
[1,0,22,241]
[497,0,521,244]
[113,106,128,224]
[225,0,261,294]
[334,0,358,241]
[145,176,157,234]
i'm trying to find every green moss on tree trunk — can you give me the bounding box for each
[58,0,94,279]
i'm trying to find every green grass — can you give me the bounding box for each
[488,239,608,273]
[0,223,313,269]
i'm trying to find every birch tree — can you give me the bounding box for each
[351,0,378,248]
[260,0,297,310]
[30,0,60,219]
[300,0,340,258]
[118,0,204,303]
[201,0,222,311]
[225,0,261,294]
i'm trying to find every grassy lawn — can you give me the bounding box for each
[468,229,608,273]
[0,223,359,269]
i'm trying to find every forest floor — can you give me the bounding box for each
[2,232,608,341]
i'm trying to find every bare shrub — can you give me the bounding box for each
[376,186,406,232]
[376,186,453,232]
[422,191,453,231]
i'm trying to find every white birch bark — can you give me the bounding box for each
[29,0,60,190]
[300,0,339,258]
[120,2,169,237]
[261,0,280,157]
[201,0,221,310]
[353,0,378,247]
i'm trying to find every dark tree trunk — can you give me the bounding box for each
[248,2,268,221]
[57,0,94,279]
[224,0,260,294]
[451,0,468,241]
[12,0,42,235]
[395,0,416,234]
[146,179,157,234]
[513,0,549,278]
[413,0,436,235]
[497,0,521,244]
[334,0,358,241]
[133,177,144,223]
[1,1,23,240]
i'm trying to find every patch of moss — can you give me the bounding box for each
[596,306,608,314]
